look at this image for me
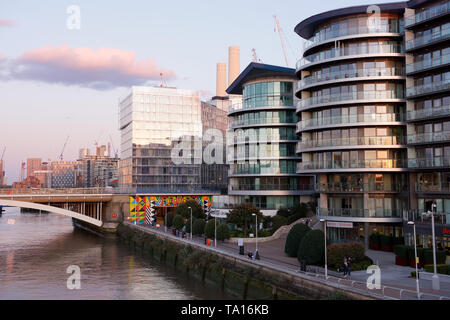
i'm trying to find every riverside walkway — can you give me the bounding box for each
[125,222,450,300]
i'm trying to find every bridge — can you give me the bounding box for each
[0,188,219,232]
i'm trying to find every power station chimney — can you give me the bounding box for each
[216,62,227,97]
[228,46,240,87]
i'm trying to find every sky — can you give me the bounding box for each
[0,0,405,183]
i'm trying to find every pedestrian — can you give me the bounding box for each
[305,219,309,227]
[347,256,352,277]
[247,251,253,259]
[342,257,348,279]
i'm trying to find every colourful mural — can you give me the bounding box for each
[129,195,213,223]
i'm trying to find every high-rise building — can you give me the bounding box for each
[75,148,119,188]
[226,62,315,215]
[295,2,408,246]
[51,161,76,188]
[27,158,42,178]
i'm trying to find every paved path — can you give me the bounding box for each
[128,223,450,300]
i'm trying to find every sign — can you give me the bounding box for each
[443,227,450,237]
[210,210,227,218]
[237,238,243,246]
[326,221,354,229]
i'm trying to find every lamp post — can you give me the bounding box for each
[431,203,440,291]
[408,221,420,299]
[214,215,217,248]
[252,213,258,255]
[320,219,328,279]
[188,206,193,240]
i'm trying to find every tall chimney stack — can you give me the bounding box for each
[228,46,240,87]
[216,62,227,97]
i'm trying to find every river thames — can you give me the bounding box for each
[0,208,235,300]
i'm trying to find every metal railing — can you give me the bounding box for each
[297,113,404,131]
[0,187,113,195]
[405,1,449,27]
[406,27,450,50]
[228,100,295,114]
[298,90,405,109]
[406,53,450,74]
[299,67,404,89]
[299,135,405,149]
[318,207,402,218]
[407,105,450,121]
[407,131,450,144]
[316,182,408,193]
[230,183,314,192]
[300,159,407,170]
[406,79,450,97]
[416,182,450,193]
[408,157,450,169]
[229,117,296,128]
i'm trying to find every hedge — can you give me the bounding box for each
[272,215,288,232]
[369,233,380,250]
[284,223,311,257]
[327,242,365,269]
[424,249,447,265]
[424,264,449,275]
[379,235,393,251]
[297,229,325,265]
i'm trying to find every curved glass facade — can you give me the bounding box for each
[229,110,297,128]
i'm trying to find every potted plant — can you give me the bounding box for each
[394,245,409,266]
[380,234,393,252]
[369,233,380,250]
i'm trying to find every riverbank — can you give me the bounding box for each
[118,222,378,300]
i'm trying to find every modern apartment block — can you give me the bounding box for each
[226,62,315,215]
[294,0,450,249]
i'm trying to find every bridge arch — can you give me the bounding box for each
[0,199,103,227]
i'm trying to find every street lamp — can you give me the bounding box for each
[214,215,217,248]
[320,219,328,279]
[408,221,420,299]
[252,213,258,256]
[188,206,193,240]
[431,202,440,291]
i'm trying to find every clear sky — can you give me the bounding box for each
[0,0,405,183]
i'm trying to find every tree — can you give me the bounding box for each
[287,203,309,224]
[185,217,196,234]
[165,212,174,227]
[205,219,216,238]
[284,223,311,257]
[193,219,206,236]
[227,203,263,237]
[297,230,325,265]
[216,223,231,241]
[272,215,288,232]
[176,200,205,219]
[173,214,185,231]
[276,208,290,218]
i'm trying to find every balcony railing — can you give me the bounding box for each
[406,27,450,50]
[407,131,450,144]
[416,182,450,192]
[406,79,450,98]
[404,210,448,225]
[304,25,400,51]
[300,159,406,170]
[408,157,450,169]
[298,90,404,110]
[297,113,404,131]
[228,100,294,114]
[0,187,113,195]
[296,43,403,70]
[406,53,450,74]
[317,207,402,218]
[299,67,404,89]
[229,117,296,128]
[230,184,314,192]
[316,182,408,192]
[405,1,450,27]
[300,135,405,149]
[407,105,450,121]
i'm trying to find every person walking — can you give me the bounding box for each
[347,256,352,277]
[342,257,348,279]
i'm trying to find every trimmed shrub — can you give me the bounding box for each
[424,249,447,265]
[276,208,290,218]
[284,223,311,257]
[369,233,380,250]
[216,223,231,241]
[272,215,288,232]
[393,236,404,245]
[297,229,325,265]
[176,200,205,219]
[287,203,309,224]
[193,219,206,236]
[394,245,409,266]
[205,219,216,239]
[327,242,365,270]
[173,215,185,231]
[165,212,174,228]
[185,217,196,234]
[380,235,393,252]
[424,264,449,275]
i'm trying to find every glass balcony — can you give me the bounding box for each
[300,135,405,149]
[299,67,404,89]
[298,90,404,110]
[229,117,296,128]
[229,100,295,114]
[406,53,450,74]
[416,182,450,192]
[296,43,403,70]
[297,113,404,131]
[405,27,450,51]
[405,210,448,225]
[230,183,314,192]
[300,159,406,170]
[407,105,450,121]
[407,131,450,144]
[305,24,401,51]
[406,79,450,98]
[404,1,449,27]
[316,182,408,192]
[317,208,402,218]
[408,157,450,169]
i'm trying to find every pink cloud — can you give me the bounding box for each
[1,45,176,90]
[0,20,14,27]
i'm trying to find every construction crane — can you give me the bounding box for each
[251,48,262,63]
[109,134,119,159]
[273,15,297,67]
[159,72,167,87]
[1,147,5,163]
[59,135,70,161]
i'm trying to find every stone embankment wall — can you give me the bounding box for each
[117,224,376,300]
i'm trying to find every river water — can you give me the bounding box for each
[0,208,235,300]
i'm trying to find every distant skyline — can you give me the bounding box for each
[0,0,404,183]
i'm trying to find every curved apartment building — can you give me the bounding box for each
[226,63,314,214]
[295,2,408,245]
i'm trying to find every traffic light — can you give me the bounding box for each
[203,200,211,222]
[146,200,156,226]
